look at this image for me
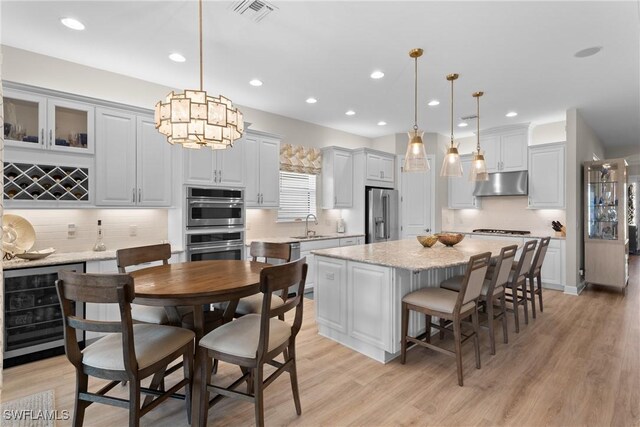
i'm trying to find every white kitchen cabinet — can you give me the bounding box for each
[365,151,395,185]
[322,147,353,209]
[315,257,348,332]
[480,124,530,172]
[96,108,172,206]
[183,139,245,187]
[540,238,565,287]
[347,262,391,349]
[528,142,565,209]
[245,131,280,208]
[399,155,435,238]
[448,155,481,209]
[3,87,95,154]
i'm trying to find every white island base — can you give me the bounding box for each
[312,239,513,363]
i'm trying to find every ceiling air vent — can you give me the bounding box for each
[231,0,278,23]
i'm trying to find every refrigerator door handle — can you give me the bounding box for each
[383,194,390,239]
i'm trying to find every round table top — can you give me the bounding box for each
[131,260,269,306]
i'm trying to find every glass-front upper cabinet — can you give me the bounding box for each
[585,159,627,241]
[3,88,94,154]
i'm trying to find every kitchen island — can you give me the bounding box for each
[312,238,514,363]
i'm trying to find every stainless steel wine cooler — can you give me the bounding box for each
[3,262,85,366]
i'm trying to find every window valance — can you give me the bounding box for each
[279,144,322,175]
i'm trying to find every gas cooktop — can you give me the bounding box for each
[472,228,531,236]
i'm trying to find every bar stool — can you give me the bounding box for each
[400,252,491,386]
[504,240,537,332]
[440,245,518,355]
[526,237,551,319]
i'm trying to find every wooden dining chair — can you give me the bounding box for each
[401,252,491,386]
[440,245,518,355]
[197,258,307,427]
[526,237,550,319]
[235,241,292,317]
[117,243,223,332]
[116,243,180,325]
[504,240,537,332]
[56,271,194,427]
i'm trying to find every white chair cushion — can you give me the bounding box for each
[402,287,475,314]
[199,314,291,359]
[82,324,194,371]
[131,304,193,324]
[440,275,496,297]
[235,294,286,316]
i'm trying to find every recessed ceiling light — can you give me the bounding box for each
[428,100,440,106]
[306,97,317,104]
[168,53,186,63]
[505,111,518,118]
[60,17,85,31]
[574,46,603,58]
[345,110,356,116]
[457,122,468,128]
[249,79,263,87]
[377,121,387,126]
[370,71,385,79]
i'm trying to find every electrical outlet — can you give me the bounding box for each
[68,224,76,238]
[130,225,137,237]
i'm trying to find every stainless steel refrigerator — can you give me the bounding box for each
[366,187,399,243]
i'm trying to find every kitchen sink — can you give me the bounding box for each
[290,235,328,240]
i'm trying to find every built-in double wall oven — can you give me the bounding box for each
[186,187,245,262]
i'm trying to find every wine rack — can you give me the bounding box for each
[3,162,89,202]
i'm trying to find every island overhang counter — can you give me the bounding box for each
[311,238,515,363]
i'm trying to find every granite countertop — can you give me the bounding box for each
[312,238,517,272]
[3,248,184,270]
[246,233,365,246]
[444,230,565,240]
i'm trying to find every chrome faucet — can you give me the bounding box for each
[305,214,318,237]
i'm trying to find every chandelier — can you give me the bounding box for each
[155,0,243,149]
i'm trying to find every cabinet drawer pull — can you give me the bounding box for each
[41,129,45,145]
[138,188,142,203]
[49,129,53,145]
[132,188,136,203]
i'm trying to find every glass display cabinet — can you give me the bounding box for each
[584,158,629,293]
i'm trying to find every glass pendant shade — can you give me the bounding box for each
[469,150,489,181]
[403,48,429,172]
[441,144,463,177]
[404,129,430,172]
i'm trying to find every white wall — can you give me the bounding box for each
[566,108,605,292]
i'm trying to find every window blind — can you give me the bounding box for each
[278,171,317,221]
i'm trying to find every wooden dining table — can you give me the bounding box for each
[131,259,269,427]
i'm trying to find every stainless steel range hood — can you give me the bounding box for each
[473,171,528,196]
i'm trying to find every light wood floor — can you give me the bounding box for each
[2,256,639,426]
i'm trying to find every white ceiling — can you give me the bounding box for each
[2,1,639,147]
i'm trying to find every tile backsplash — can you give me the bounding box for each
[246,209,344,241]
[442,196,566,236]
[4,209,168,253]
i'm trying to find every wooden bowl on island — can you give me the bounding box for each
[437,233,464,247]
[417,234,439,248]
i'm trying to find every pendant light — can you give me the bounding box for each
[403,48,429,172]
[469,91,489,181]
[440,73,463,177]
[154,0,244,149]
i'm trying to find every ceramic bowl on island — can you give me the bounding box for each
[416,234,439,248]
[437,233,465,247]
